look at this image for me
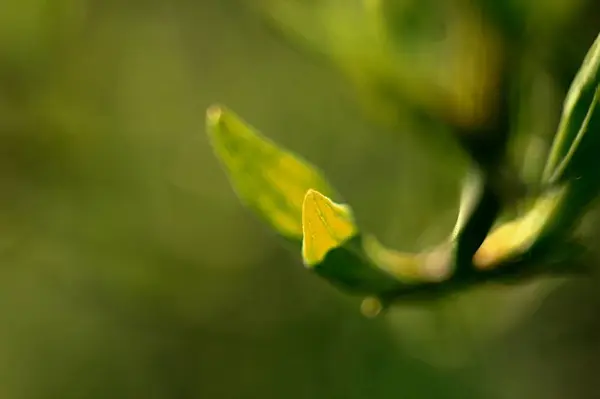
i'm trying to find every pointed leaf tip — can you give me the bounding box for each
[301,189,357,267]
[206,105,223,124]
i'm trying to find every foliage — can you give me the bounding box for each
[3,1,600,398]
[208,16,600,316]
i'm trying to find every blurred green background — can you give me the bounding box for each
[1,1,600,398]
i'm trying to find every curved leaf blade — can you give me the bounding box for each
[543,33,600,185]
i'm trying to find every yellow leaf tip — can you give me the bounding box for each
[302,188,326,210]
[301,189,334,234]
[304,188,319,200]
[302,188,336,210]
[206,104,224,125]
[301,189,357,267]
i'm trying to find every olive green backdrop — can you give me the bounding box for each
[0,1,600,398]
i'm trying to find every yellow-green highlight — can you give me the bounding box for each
[473,187,567,269]
[362,235,451,283]
[301,189,357,267]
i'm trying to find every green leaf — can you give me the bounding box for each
[543,33,600,186]
[297,189,581,316]
[205,105,339,242]
[532,32,600,241]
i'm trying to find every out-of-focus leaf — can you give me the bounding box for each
[477,0,588,41]
[449,169,503,275]
[250,0,504,129]
[205,105,339,241]
[470,32,600,275]
[473,189,564,269]
[362,235,452,285]
[472,187,590,279]
[530,32,600,243]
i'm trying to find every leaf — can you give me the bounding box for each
[206,105,339,241]
[206,108,445,306]
[301,189,357,267]
[543,33,600,186]
[533,32,600,241]
[362,235,452,284]
[298,190,575,314]
[300,189,453,304]
[249,0,503,129]
[472,186,574,271]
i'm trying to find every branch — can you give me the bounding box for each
[205,32,600,317]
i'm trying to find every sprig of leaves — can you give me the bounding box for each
[206,32,600,316]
